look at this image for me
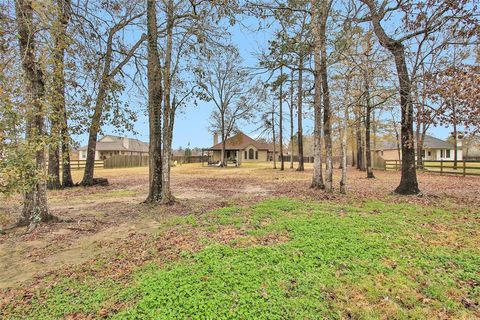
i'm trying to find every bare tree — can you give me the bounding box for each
[197,47,259,167]
[80,6,146,186]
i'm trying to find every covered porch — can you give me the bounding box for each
[201,148,241,167]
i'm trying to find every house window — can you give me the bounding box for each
[244,150,247,159]
[440,149,444,158]
[421,150,425,158]
[255,151,258,160]
[446,149,451,158]
[249,148,254,160]
[428,151,431,156]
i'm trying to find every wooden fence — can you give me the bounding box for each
[104,155,149,169]
[66,160,104,170]
[385,160,480,176]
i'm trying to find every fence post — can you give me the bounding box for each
[463,159,466,177]
[440,160,443,175]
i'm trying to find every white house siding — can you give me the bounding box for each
[433,149,463,161]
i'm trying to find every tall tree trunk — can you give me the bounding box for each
[80,83,108,186]
[80,22,145,186]
[52,0,73,189]
[61,125,74,187]
[15,0,53,228]
[279,67,284,171]
[272,102,277,169]
[289,71,294,169]
[355,105,364,171]
[364,0,419,194]
[221,116,226,167]
[310,0,324,189]
[318,1,333,192]
[160,0,175,204]
[146,0,163,203]
[311,82,324,189]
[415,92,424,169]
[340,75,351,193]
[296,56,304,172]
[340,105,348,194]
[365,77,374,178]
[47,142,61,189]
[47,0,68,190]
[415,121,423,168]
[59,0,74,188]
[452,100,458,169]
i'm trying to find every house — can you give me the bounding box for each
[78,135,149,160]
[374,134,463,161]
[204,132,278,165]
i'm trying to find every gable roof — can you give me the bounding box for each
[79,135,148,153]
[208,132,276,152]
[374,135,454,151]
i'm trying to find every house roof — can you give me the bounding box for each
[422,135,454,149]
[374,135,454,151]
[79,135,149,153]
[208,132,276,152]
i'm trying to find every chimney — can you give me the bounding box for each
[457,134,463,148]
[213,132,218,145]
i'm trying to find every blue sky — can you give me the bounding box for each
[74,13,453,149]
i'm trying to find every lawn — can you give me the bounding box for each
[1,164,480,319]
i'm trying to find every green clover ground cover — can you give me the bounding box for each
[6,198,480,319]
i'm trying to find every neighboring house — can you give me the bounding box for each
[78,135,149,160]
[205,132,278,164]
[374,134,463,161]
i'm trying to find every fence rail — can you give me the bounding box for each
[54,160,104,170]
[385,160,480,177]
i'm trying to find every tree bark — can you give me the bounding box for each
[355,105,365,171]
[16,0,53,228]
[279,67,284,171]
[365,76,375,178]
[296,56,304,172]
[272,102,277,169]
[363,0,419,194]
[221,116,226,167]
[145,0,163,203]
[47,141,61,189]
[289,71,295,169]
[415,118,423,169]
[310,0,324,189]
[452,100,458,169]
[50,0,73,189]
[318,2,333,192]
[340,105,348,194]
[160,0,175,204]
